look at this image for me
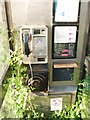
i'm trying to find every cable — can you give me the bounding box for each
[28,57,33,86]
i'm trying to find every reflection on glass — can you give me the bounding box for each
[55,0,79,22]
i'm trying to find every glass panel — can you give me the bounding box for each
[0,2,9,83]
[54,0,79,22]
[0,2,2,26]
[10,0,51,28]
[53,68,74,81]
[53,26,77,58]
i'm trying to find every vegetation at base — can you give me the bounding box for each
[0,48,45,119]
[0,48,89,119]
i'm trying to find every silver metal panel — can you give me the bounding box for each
[76,2,89,79]
[0,3,2,26]
[10,0,52,27]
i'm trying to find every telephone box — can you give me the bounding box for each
[2,0,89,114]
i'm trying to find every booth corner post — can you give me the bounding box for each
[4,0,14,51]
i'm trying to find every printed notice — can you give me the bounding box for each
[50,98,62,111]
[55,0,79,22]
[54,26,77,43]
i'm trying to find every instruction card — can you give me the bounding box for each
[54,26,77,43]
[55,0,79,22]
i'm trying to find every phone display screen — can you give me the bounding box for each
[33,36,46,56]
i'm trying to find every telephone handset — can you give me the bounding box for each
[23,32,30,56]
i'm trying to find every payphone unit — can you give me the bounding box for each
[20,25,48,64]
[20,25,48,91]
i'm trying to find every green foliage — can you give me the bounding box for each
[0,48,45,119]
[10,50,39,118]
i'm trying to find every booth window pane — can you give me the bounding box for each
[53,68,74,81]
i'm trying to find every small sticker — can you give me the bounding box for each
[50,98,62,111]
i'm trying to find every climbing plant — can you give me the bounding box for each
[0,44,45,119]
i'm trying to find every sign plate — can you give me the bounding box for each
[54,26,77,43]
[50,98,62,111]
